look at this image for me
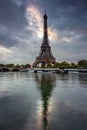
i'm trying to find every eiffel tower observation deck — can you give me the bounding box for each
[32,12,56,68]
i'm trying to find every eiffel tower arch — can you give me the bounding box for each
[32,12,56,68]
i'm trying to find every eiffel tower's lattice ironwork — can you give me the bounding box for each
[32,12,56,68]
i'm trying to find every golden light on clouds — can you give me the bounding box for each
[48,28,58,41]
[26,5,58,41]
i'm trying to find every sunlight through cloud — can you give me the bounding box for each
[26,5,58,41]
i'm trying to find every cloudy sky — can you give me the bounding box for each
[0,0,87,64]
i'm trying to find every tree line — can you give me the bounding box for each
[47,59,87,69]
[0,59,87,69]
[0,64,31,68]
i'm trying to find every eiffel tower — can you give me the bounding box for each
[32,12,56,68]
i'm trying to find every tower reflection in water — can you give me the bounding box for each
[34,73,56,130]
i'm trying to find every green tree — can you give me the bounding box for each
[6,64,15,68]
[47,63,52,68]
[59,61,70,69]
[54,62,60,68]
[71,62,77,68]
[25,64,31,68]
[78,60,87,68]
[41,63,45,68]
[0,64,4,67]
[15,64,20,68]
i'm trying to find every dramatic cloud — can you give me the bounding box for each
[0,0,87,64]
[0,0,27,29]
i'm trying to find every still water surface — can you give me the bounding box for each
[0,72,87,130]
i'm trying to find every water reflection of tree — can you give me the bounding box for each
[34,73,56,130]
